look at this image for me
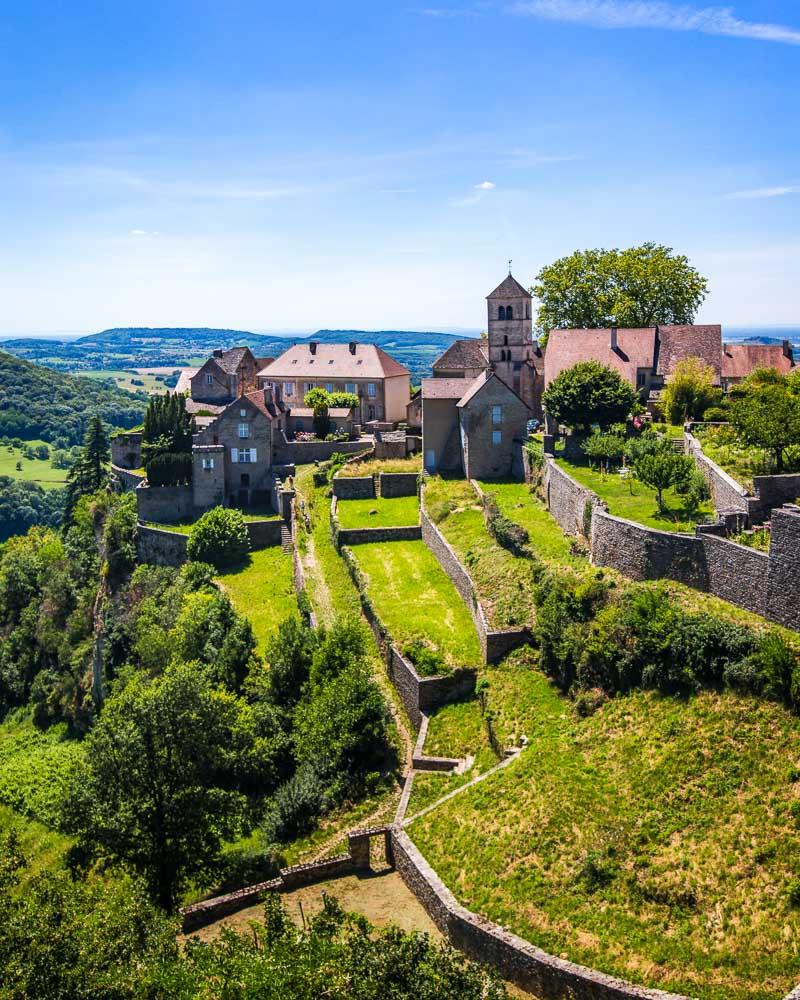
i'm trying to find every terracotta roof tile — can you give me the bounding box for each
[544,328,656,387]
[259,342,409,380]
[655,325,722,382]
[722,342,795,379]
[432,339,489,373]
[422,377,474,399]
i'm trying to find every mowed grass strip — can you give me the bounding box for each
[556,457,714,533]
[336,495,419,529]
[411,682,800,1000]
[351,540,481,669]
[217,547,297,652]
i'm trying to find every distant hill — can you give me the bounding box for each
[0,351,147,446]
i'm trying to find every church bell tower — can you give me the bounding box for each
[487,269,535,406]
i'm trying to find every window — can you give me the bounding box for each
[239,408,246,417]
[345,382,356,394]
[238,422,249,439]
[202,457,214,470]
[506,305,513,320]
[205,373,213,385]
[492,430,502,445]
[498,306,506,320]
[368,405,375,420]
[231,448,257,463]
[637,370,647,388]
[325,382,334,393]
[492,405,502,425]
[367,382,376,397]
[503,335,508,345]
[305,382,314,393]
[283,382,294,397]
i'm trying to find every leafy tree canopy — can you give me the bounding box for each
[543,361,638,432]
[661,357,722,424]
[731,382,800,472]
[187,507,250,569]
[532,243,708,334]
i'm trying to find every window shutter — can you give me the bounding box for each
[231,448,238,462]
[251,449,257,462]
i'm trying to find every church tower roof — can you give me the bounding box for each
[487,273,531,299]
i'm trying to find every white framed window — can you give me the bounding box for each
[345,382,356,394]
[202,457,214,470]
[239,408,247,417]
[305,382,314,393]
[367,382,376,397]
[283,382,294,397]
[492,430,502,445]
[238,422,250,439]
[325,382,334,393]
[205,373,213,385]
[492,405,502,425]
[232,447,257,463]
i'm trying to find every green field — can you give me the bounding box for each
[410,673,800,1000]
[336,495,419,529]
[351,540,481,669]
[216,547,298,652]
[556,456,715,532]
[0,441,69,489]
[76,368,171,395]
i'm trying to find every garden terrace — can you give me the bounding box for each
[695,423,800,492]
[408,677,800,1000]
[349,539,481,671]
[335,495,419,530]
[337,455,421,478]
[555,455,714,533]
[216,547,298,652]
[142,506,281,534]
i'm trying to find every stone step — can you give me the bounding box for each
[280,524,292,553]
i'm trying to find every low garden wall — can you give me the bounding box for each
[752,473,800,522]
[684,431,755,517]
[112,464,145,492]
[136,524,188,567]
[135,482,195,522]
[419,503,532,664]
[330,495,421,550]
[245,519,284,548]
[339,545,476,732]
[332,475,374,500]
[391,827,692,1000]
[379,472,419,497]
[274,435,371,465]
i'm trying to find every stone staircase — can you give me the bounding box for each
[280,523,292,552]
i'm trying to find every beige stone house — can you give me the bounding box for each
[421,273,540,479]
[185,347,274,412]
[256,341,411,424]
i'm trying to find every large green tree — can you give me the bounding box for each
[661,357,721,424]
[731,383,800,472]
[63,415,109,524]
[542,361,638,433]
[532,243,708,334]
[63,663,278,910]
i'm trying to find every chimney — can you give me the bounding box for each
[610,327,618,352]
[212,348,223,358]
[349,341,357,355]
[263,384,274,407]
[309,341,317,355]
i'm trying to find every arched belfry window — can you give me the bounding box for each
[506,305,513,320]
[526,304,530,319]
[498,306,506,320]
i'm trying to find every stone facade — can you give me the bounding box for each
[110,431,143,469]
[332,475,374,500]
[458,374,530,481]
[391,827,691,1000]
[136,524,189,567]
[379,472,419,498]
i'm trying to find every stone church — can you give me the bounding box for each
[421,273,543,480]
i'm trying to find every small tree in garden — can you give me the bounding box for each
[633,449,695,511]
[582,431,627,471]
[543,361,638,433]
[731,384,800,473]
[304,387,332,439]
[661,357,721,424]
[187,506,250,569]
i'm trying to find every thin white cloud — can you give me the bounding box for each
[451,181,498,206]
[502,149,584,166]
[475,180,496,189]
[419,3,488,16]
[726,185,800,200]
[511,1,800,45]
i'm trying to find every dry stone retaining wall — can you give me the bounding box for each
[379,472,419,497]
[135,482,195,522]
[112,464,145,491]
[332,475,374,499]
[684,432,754,516]
[542,458,604,536]
[136,524,188,567]
[274,435,370,465]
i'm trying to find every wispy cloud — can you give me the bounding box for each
[726,185,800,200]
[475,180,496,189]
[511,1,800,45]
[450,180,497,206]
[419,3,489,16]
[501,148,585,167]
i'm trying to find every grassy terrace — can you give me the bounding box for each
[555,456,715,533]
[143,507,281,534]
[336,494,419,529]
[695,423,800,492]
[409,674,800,1000]
[337,454,421,478]
[351,540,481,670]
[217,547,297,652]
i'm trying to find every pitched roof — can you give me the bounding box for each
[214,346,252,374]
[487,274,531,299]
[543,327,657,387]
[259,342,409,380]
[175,368,198,394]
[185,397,225,416]
[456,369,529,410]
[722,342,795,379]
[422,377,474,400]
[655,325,722,382]
[243,389,283,420]
[432,338,489,372]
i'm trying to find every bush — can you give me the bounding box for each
[145,451,192,486]
[403,636,447,677]
[261,765,327,843]
[542,361,639,433]
[702,407,729,422]
[187,507,250,569]
[482,493,530,557]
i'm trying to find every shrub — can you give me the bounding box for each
[702,407,729,422]
[145,451,192,486]
[582,431,627,470]
[542,361,638,433]
[482,493,530,557]
[187,507,250,569]
[404,636,448,677]
[261,765,327,843]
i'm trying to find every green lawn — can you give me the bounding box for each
[336,495,419,529]
[556,457,714,533]
[0,804,71,886]
[216,547,298,652]
[0,442,69,489]
[351,540,481,669]
[76,368,166,394]
[338,455,421,478]
[143,507,281,534]
[410,678,800,1000]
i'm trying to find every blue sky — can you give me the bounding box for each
[0,0,798,334]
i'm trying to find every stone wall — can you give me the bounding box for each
[110,432,142,470]
[332,475,375,499]
[136,524,188,567]
[135,482,195,522]
[542,458,604,537]
[699,533,769,618]
[391,827,690,1000]
[379,472,419,497]
[752,474,800,522]
[766,506,800,629]
[684,432,754,516]
[337,525,422,547]
[246,519,284,549]
[112,464,145,492]
[274,434,371,465]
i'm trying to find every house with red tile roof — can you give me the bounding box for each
[721,341,795,389]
